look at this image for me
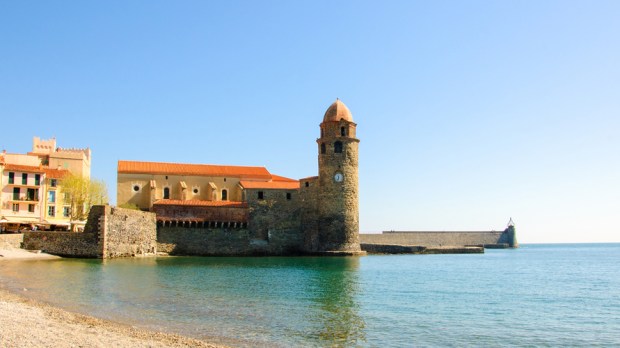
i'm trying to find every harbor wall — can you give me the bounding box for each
[360,226,517,248]
[22,206,157,258]
[0,233,24,249]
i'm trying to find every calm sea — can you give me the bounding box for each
[1,244,619,347]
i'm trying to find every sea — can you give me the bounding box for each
[1,244,619,347]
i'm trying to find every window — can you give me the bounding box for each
[163,187,170,199]
[63,207,71,217]
[35,174,41,185]
[26,188,37,201]
[28,204,35,213]
[13,187,20,200]
[193,188,199,194]
[222,189,228,201]
[12,203,19,212]
[48,206,55,217]
[22,173,28,185]
[50,179,57,187]
[48,191,56,203]
[334,141,343,153]
[133,185,140,192]
[305,182,309,187]
[286,192,292,200]
[258,191,264,200]
[321,143,326,154]
[8,172,14,184]
[341,126,346,136]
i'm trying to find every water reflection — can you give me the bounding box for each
[0,256,366,347]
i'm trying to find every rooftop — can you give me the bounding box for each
[323,99,353,123]
[118,160,273,180]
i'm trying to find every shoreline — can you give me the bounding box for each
[0,250,228,348]
[0,287,228,348]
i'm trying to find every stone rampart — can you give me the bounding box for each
[22,205,157,258]
[22,232,100,257]
[101,206,157,258]
[360,227,517,248]
[0,234,24,249]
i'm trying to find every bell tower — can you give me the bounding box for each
[315,99,363,254]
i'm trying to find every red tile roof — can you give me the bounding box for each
[118,160,272,180]
[44,168,70,179]
[239,180,300,190]
[153,199,248,208]
[3,164,45,173]
[271,174,298,182]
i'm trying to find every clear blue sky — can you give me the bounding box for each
[1,1,618,243]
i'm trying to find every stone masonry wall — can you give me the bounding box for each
[360,228,516,248]
[22,231,100,257]
[101,206,157,258]
[0,234,24,249]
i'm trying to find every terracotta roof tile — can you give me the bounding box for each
[271,174,298,182]
[153,199,248,208]
[44,168,70,179]
[3,164,45,173]
[239,180,300,190]
[118,160,272,180]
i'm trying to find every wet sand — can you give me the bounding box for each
[0,249,228,348]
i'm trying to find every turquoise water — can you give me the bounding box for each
[1,244,619,347]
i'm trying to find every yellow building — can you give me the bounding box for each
[0,137,91,232]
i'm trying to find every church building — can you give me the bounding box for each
[117,100,364,255]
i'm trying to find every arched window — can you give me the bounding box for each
[321,143,326,154]
[222,189,228,201]
[334,141,343,153]
[341,126,346,136]
[163,187,170,199]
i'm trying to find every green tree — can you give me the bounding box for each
[60,173,109,222]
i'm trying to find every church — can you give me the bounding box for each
[117,99,365,255]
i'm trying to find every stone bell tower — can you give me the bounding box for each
[315,99,363,254]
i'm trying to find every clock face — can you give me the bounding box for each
[334,173,344,182]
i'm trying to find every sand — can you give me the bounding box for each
[0,249,228,348]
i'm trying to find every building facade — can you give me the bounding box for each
[0,137,91,232]
[117,99,364,255]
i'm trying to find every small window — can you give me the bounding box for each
[28,204,35,213]
[48,206,55,217]
[193,188,199,194]
[163,187,170,199]
[341,127,346,136]
[48,191,56,203]
[13,187,20,200]
[63,207,71,217]
[133,185,140,192]
[224,178,227,182]
[321,143,326,154]
[50,179,57,187]
[305,182,309,187]
[8,172,14,184]
[286,192,292,200]
[222,189,228,201]
[334,141,343,153]
[12,203,19,212]
[35,174,41,186]
[258,191,264,200]
[165,176,168,180]
[22,173,28,185]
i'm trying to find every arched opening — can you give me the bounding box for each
[334,141,343,153]
[163,187,170,199]
[341,126,346,136]
[222,189,228,201]
[321,143,326,154]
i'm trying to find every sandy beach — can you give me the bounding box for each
[0,249,227,348]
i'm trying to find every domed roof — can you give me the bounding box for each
[323,99,353,123]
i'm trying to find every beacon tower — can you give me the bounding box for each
[315,99,363,254]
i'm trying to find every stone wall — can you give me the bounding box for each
[360,227,517,248]
[22,205,157,258]
[100,206,157,258]
[22,232,100,257]
[0,234,24,249]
